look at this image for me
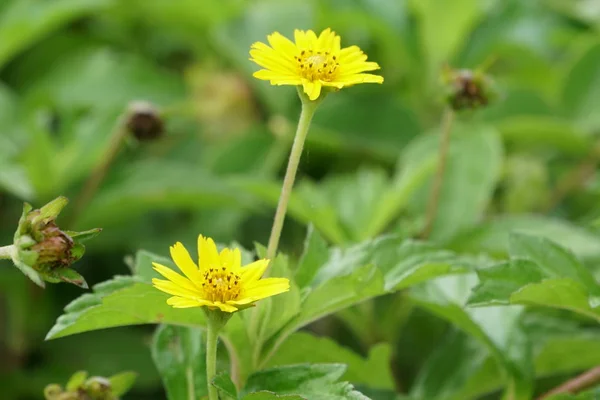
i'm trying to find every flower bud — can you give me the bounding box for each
[442,66,497,111]
[11,196,101,288]
[126,101,164,141]
[44,371,134,400]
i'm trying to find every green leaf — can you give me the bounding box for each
[468,234,600,322]
[494,116,591,156]
[213,373,238,400]
[243,392,305,400]
[295,225,329,289]
[0,0,112,69]
[79,160,254,228]
[508,234,600,299]
[310,91,420,161]
[412,275,533,400]
[449,215,600,262]
[410,330,491,400]
[151,325,207,400]
[547,388,600,400]
[45,277,206,340]
[266,332,395,390]
[405,125,503,241]
[409,0,483,72]
[562,42,600,131]
[108,371,138,397]
[242,364,370,400]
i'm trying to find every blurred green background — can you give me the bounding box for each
[2,0,600,399]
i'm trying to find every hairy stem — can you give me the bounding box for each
[205,313,222,400]
[265,90,319,261]
[0,245,14,260]
[538,366,600,399]
[68,114,128,228]
[420,108,455,239]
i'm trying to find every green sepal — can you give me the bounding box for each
[66,370,88,391]
[65,228,103,243]
[108,371,138,397]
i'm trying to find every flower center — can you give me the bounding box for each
[201,266,241,302]
[295,49,339,81]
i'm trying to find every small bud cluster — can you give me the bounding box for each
[11,197,101,288]
[44,371,136,400]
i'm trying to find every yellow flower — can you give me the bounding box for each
[250,28,384,101]
[152,235,290,313]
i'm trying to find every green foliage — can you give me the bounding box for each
[3,0,600,398]
[468,234,600,322]
[151,325,208,400]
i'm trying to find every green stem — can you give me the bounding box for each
[206,317,220,400]
[205,311,230,400]
[265,90,320,261]
[68,113,129,228]
[420,107,455,240]
[0,245,14,260]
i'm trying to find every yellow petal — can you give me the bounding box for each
[250,43,296,72]
[267,31,299,59]
[302,79,322,100]
[339,46,367,64]
[220,248,235,269]
[240,259,269,283]
[253,69,302,85]
[152,278,201,298]
[333,73,384,85]
[232,248,242,269]
[167,296,212,308]
[305,30,318,49]
[294,29,309,49]
[337,61,381,76]
[316,28,333,51]
[243,277,290,299]
[213,301,238,313]
[153,262,199,291]
[170,242,201,281]
[198,235,219,271]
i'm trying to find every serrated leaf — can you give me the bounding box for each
[266,332,395,390]
[412,275,533,400]
[468,234,600,322]
[449,215,600,262]
[45,278,206,340]
[243,392,305,400]
[108,371,137,397]
[151,325,207,400]
[213,373,238,400]
[242,364,370,400]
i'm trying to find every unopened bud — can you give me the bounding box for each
[126,101,164,141]
[442,67,496,111]
[44,384,64,400]
[10,197,101,288]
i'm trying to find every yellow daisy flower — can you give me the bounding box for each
[250,28,384,101]
[152,235,290,313]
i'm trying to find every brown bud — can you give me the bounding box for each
[443,67,497,111]
[126,101,164,141]
[31,222,74,270]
